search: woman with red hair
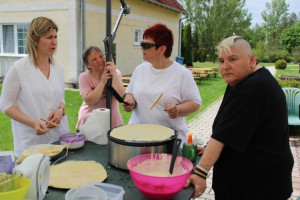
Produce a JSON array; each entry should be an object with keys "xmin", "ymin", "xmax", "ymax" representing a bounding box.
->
[{"xmin": 123, "ymin": 23, "xmax": 201, "ymax": 144}]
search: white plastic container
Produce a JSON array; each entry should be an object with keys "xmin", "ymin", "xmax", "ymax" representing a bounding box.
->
[
  {"xmin": 60, "ymin": 134, "xmax": 85, "ymax": 149},
  {"xmin": 65, "ymin": 184, "xmax": 107, "ymax": 200},
  {"xmin": 93, "ymin": 183, "xmax": 125, "ymax": 200}
]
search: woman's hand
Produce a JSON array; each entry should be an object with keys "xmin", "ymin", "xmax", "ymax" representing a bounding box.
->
[
  {"xmin": 123, "ymin": 93, "xmax": 136, "ymax": 112},
  {"xmin": 165, "ymin": 103, "xmax": 178, "ymax": 118},
  {"xmin": 105, "ymin": 61, "xmax": 117, "ymax": 76},
  {"xmin": 100, "ymin": 67, "xmax": 112, "ymax": 85},
  {"xmin": 33, "ymin": 121, "xmax": 49, "ymax": 135},
  {"xmin": 46, "ymin": 109, "xmax": 63, "ymax": 128},
  {"xmin": 184, "ymin": 174, "xmax": 207, "ymax": 199},
  {"xmin": 197, "ymin": 146, "xmax": 205, "ymax": 155}
]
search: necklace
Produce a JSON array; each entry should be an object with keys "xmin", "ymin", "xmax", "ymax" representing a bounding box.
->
[
  {"xmin": 149, "ymin": 67, "xmax": 166, "ymax": 85},
  {"xmin": 149, "ymin": 60, "xmax": 172, "ymax": 85},
  {"xmin": 151, "ymin": 66, "xmax": 166, "ymax": 74}
]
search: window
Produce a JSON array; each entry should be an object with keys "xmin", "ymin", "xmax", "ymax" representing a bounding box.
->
[
  {"xmin": 0, "ymin": 23, "xmax": 28, "ymax": 55},
  {"xmin": 17, "ymin": 24, "xmax": 28, "ymax": 54},
  {"xmin": 3, "ymin": 25, "xmax": 14, "ymax": 53},
  {"xmin": 134, "ymin": 28, "xmax": 143, "ymax": 46}
]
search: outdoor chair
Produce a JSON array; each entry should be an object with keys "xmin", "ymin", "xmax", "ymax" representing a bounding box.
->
[{"xmin": 282, "ymin": 87, "xmax": 300, "ymax": 126}]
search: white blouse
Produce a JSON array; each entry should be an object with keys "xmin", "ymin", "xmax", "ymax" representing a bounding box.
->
[
  {"xmin": 126, "ymin": 61, "xmax": 202, "ymax": 144},
  {"xmin": 0, "ymin": 56, "xmax": 70, "ymax": 157}
]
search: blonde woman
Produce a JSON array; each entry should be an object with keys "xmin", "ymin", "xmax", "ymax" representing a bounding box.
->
[{"xmin": 0, "ymin": 17, "xmax": 69, "ymax": 157}]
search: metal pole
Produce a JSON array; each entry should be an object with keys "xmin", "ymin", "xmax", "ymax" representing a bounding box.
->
[
  {"xmin": 178, "ymin": 14, "xmax": 188, "ymax": 57},
  {"xmin": 105, "ymin": 0, "xmax": 112, "ymax": 129},
  {"xmin": 104, "ymin": 0, "xmax": 130, "ymax": 129},
  {"xmin": 81, "ymin": 0, "xmax": 86, "ymax": 72}
]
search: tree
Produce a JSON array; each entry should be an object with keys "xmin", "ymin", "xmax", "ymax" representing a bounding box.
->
[
  {"xmin": 261, "ymin": 0, "xmax": 289, "ymax": 47},
  {"xmin": 249, "ymin": 24, "xmax": 267, "ymax": 49},
  {"xmin": 280, "ymin": 22, "xmax": 300, "ymax": 53},
  {"xmin": 184, "ymin": 0, "xmax": 251, "ymax": 62},
  {"xmin": 253, "ymin": 40, "xmax": 268, "ymax": 62},
  {"xmin": 181, "ymin": 23, "xmax": 192, "ymax": 63}
]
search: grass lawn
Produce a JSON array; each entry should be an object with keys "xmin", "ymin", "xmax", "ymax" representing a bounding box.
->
[{"xmin": 0, "ymin": 63, "xmax": 298, "ymax": 151}]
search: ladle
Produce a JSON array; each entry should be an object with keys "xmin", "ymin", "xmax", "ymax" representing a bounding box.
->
[{"xmin": 169, "ymin": 138, "xmax": 182, "ymax": 176}]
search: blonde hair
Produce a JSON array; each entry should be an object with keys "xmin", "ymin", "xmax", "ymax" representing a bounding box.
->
[
  {"xmin": 26, "ymin": 17, "xmax": 58, "ymax": 67},
  {"xmin": 218, "ymin": 36, "xmax": 252, "ymax": 56}
]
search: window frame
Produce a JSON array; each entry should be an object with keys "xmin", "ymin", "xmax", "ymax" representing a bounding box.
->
[
  {"xmin": 0, "ymin": 23, "xmax": 28, "ymax": 56},
  {"xmin": 134, "ymin": 27, "xmax": 143, "ymax": 46}
]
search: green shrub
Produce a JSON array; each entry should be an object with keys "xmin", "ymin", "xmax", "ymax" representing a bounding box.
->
[
  {"xmin": 275, "ymin": 59, "xmax": 287, "ymax": 69},
  {"xmin": 292, "ymin": 47, "xmax": 300, "ymax": 63},
  {"xmin": 278, "ymin": 79, "xmax": 300, "ymax": 88},
  {"xmin": 268, "ymin": 51, "xmax": 281, "ymax": 63}
]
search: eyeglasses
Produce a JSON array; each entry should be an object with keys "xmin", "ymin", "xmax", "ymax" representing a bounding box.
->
[{"xmin": 140, "ymin": 41, "xmax": 159, "ymax": 49}]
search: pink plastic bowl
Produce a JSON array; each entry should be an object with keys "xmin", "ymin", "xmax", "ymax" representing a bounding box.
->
[{"xmin": 127, "ymin": 153, "xmax": 193, "ymax": 200}]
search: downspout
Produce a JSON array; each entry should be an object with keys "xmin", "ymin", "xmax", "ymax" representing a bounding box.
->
[
  {"xmin": 81, "ymin": 0, "xmax": 86, "ymax": 72},
  {"xmin": 178, "ymin": 14, "xmax": 188, "ymax": 56}
]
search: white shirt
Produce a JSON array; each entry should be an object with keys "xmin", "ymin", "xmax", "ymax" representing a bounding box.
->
[
  {"xmin": 126, "ymin": 61, "xmax": 202, "ymax": 143},
  {"xmin": 0, "ymin": 56, "xmax": 70, "ymax": 157}
]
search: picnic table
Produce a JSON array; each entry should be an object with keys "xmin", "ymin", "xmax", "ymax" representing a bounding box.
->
[{"xmin": 122, "ymin": 76, "xmax": 131, "ymax": 88}]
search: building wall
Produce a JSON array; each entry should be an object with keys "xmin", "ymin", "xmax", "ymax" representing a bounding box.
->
[
  {"xmin": 0, "ymin": 0, "xmax": 80, "ymax": 86},
  {"xmin": 85, "ymin": 0, "xmax": 182, "ymax": 76},
  {"xmin": 0, "ymin": 0, "xmax": 183, "ymax": 86}
]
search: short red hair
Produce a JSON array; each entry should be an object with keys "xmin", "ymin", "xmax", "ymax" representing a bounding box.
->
[{"xmin": 143, "ymin": 23, "xmax": 173, "ymax": 58}]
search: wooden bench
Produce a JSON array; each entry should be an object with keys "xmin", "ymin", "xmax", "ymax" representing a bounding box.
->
[
  {"xmin": 122, "ymin": 76, "xmax": 131, "ymax": 88},
  {"xmin": 187, "ymin": 68, "xmax": 209, "ymax": 83},
  {"xmin": 201, "ymin": 67, "xmax": 219, "ymax": 78}
]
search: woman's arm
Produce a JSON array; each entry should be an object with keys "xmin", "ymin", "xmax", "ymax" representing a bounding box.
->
[
  {"xmin": 0, "ymin": 65, "xmax": 49, "ymax": 134},
  {"xmin": 5, "ymin": 106, "xmax": 49, "ymax": 135},
  {"xmin": 184, "ymin": 138, "xmax": 224, "ymax": 199},
  {"xmin": 165, "ymin": 100, "xmax": 200, "ymax": 119},
  {"xmin": 123, "ymin": 93, "xmax": 136, "ymax": 112},
  {"xmin": 81, "ymin": 81, "xmax": 106, "ymax": 105}
]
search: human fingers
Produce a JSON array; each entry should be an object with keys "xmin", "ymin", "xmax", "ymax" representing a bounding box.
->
[
  {"xmin": 197, "ymin": 146, "xmax": 205, "ymax": 155},
  {"xmin": 46, "ymin": 113, "xmax": 61, "ymax": 127},
  {"xmin": 35, "ymin": 122, "xmax": 49, "ymax": 135},
  {"xmin": 166, "ymin": 104, "xmax": 177, "ymax": 118},
  {"xmin": 193, "ymin": 185, "xmax": 204, "ymax": 199},
  {"xmin": 190, "ymin": 174, "xmax": 207, "ymax": 199},
  {"xmin": 183, "ymin": 178, "xmax": 191, "ymax": 188}
]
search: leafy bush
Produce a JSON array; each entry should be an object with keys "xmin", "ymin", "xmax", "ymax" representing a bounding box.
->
[
  {"xmin": 279, "ymin": 50, "xmax": 292, "ymax": 63},
  {"xmin": 292, "ymin": 47, "xmax": 300, "ymax": 63},
  {"xmin": 278, "ymin": 79, "xmax": 300, "ymax": 88},
  {"xmin": 275, "ymin": 59, "xmax": 287, "ymax": 69},
  {"xmin": 268, "ymin": 51, "xmax": 281, "ymax": 63}
]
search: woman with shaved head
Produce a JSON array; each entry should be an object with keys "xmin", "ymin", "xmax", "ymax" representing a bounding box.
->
[{"xmin": 185, "ymin": 36, "xmax": 293, "ymax": 200}]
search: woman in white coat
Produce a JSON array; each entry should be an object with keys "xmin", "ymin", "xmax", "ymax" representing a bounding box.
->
[{"xmin": 0, "ymin": 17, "xmax": 69, "ymax": 157}]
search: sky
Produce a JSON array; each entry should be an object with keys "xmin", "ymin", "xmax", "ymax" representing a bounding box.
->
[{"xmin": 246, "ymin": 0, "xmax": 300, "ymax": 27}]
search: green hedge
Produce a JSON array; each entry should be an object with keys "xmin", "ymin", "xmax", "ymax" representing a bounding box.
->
[
  {"xmin": 278, "ymin": 79, "xmax": 300, "ymax": 88},
  {"xmin": 275, "ymin": 59, "xmax": 287, "ymax": 70}
]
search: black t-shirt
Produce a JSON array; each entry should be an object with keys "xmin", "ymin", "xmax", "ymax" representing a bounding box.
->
[{"xmin": 211, "ymin": 67, "xmax": 294, "ymax": 200}]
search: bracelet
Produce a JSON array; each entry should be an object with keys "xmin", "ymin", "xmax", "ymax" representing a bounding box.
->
[
  {"xmin": 193, "ymin": 165, "xmax": 208, "ymax": 180},
  {"xmin": 58, "ymin": 106, "xmax": 65, "ymax": 116},
  {"xmin": 196, "ymin": 165, "xmax": 208, "ymax": 173}
]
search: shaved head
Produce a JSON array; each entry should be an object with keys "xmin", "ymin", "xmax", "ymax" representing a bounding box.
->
[{"xmin": 218, "ymin": 36, "xmax": 252, "ymax": 57}]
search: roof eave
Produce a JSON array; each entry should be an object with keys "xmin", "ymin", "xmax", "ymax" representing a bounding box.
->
[{"xmin": 146, "ymin": 0, "xmax": 188, "ymax": 14}]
